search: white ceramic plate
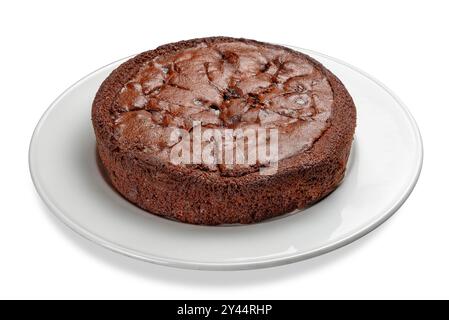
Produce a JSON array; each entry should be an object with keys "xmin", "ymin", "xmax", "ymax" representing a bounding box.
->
[{"xmin": 29, "ymin": 46, "xmax": 423, "ymax": 270}]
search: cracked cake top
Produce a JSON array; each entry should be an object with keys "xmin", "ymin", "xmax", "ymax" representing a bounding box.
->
[{"xmin": 109, "ymin": 39, "xmax": 334, "ymax": 175}]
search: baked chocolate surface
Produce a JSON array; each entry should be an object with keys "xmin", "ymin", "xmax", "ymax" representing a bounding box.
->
[{"xmin": 92, "ymin": 37, "xmax": 356, "ymax": 225}]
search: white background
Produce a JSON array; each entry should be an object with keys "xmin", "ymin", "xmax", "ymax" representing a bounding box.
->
[{"xmin": 1, "ymin": 0, "xmax": 448, "ymax": 299}]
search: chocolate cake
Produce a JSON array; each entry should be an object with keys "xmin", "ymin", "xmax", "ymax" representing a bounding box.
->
[{"xmin": 92, "ymin": 37, "xmax": 356, "ymax": 225}]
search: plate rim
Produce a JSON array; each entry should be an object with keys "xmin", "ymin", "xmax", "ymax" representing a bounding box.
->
[{"xmin": 29, "ymin": 46, "xmax": 424, "ymax": 270}]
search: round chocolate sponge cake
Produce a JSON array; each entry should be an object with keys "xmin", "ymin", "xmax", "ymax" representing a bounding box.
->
[{"xmin": 92, "ymin": 37, "xmax": 356, "ymax": 225}]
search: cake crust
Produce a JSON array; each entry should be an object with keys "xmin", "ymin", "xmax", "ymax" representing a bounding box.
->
[{"xmin": 92, "ymin": 37, "xmax": 356, "ymax": 225}]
